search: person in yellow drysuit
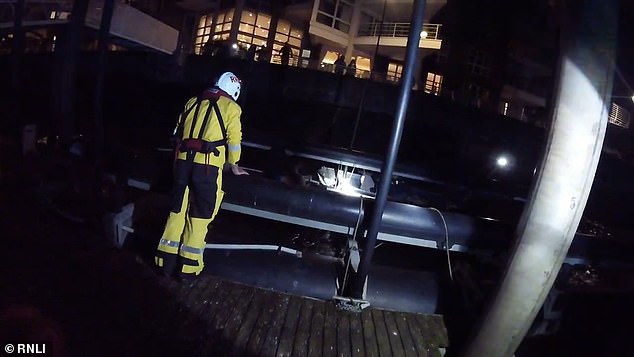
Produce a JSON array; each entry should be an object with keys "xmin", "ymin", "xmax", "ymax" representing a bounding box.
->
[{"xmin": 155, "ymin": 71, "xmax": 248, "ymax": 280}]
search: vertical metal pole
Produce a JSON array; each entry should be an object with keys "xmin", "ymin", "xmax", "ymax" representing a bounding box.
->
[
  {"xmin": 10, "ymin": 0, "xmax": 25, "ymax": 131},
  {"xmin": 51, "ymin": 0, "xmax": 90, "ymax": 145},
  {"xmin": 349, "ymin": 0, "xmax": 388, "ymax": 149},
  {"xmin": 10, "ymin": 0, "xmax": 25, "ymax": 90},
  {"xmin": 229, "ymin": 0, "xmax": 245, "ymax": 46},
  {"xmin": 464, "ymin": 0, "xmax": 618, "ymax": 356},
  {"xmin": 94, "ymin": 0, "xmax": 115, "ymax": 172},
  {"xmin": 350, "ymin": 0, "xmax": 426, "ymax": 299}
]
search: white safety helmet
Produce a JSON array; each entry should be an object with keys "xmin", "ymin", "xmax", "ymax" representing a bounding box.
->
[{"xmin": 215, "ymin": 71, "xmax": 241, "ymax": 101}]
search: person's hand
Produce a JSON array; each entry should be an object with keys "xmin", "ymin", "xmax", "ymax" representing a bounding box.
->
[{"xmin": 230, "ymin": 164, "xmax": 249, "ymax": 176}]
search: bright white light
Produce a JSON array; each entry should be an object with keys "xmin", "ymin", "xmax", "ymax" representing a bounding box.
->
[
  {"xmin": 337, "ymin": 180, "xmax": 362, "ymax": 197},
  {"xmin": 631, "ymin": 94, "xmax": 634, "ymax": 103},
  {"xmin": 420, "ymin": 30, "xmax": 428, "ymax": 39},
  {"xmin": 232, "ymin": 43, "xmax": 238, "ymax": 49},
  {"xmin": 497, "ymin": 156, "xmax": 509, "ymax": 168}
]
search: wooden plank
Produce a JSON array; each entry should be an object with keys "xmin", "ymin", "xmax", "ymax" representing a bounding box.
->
[
  {"xmin": 337, "ymin": 311, "xmax": 352, "ymax": 357},
  {"xmin": 212, "ymin": 283, "xmax": 250, "ymax": 331},
  {"xmin": 394, "ymin": 312, "xmax": 418, "ymax": 357},
  {"xmin": 384, "ymin": 311, "xmax": 405, "ymax": 357},
  {"xmin": 179, "ymin": 278, "xmax": 219, "ymax": 347},
  {"xmin": 292, "ymin": 299, "xmax": 314, "ymax": 357},
  {"xmin": 349, "ymin": 311, "xmax": 366, "ymax": 357},
  {"xmin": 232, "ymin": 287, "xmax": 267, "ymax": 356},
  {"xmin": 222, "ymin": 286, "xmax": 256, "ymax": 341},
  {"xmin": 196, "ymin": 278, "xmax": 224, "ymax": 315},
  {"xmin": 211, "ymin": 284, "xmax": 254, "ymax": 356},
  {"xmin": 198, "ymin": 281, "xmax": 252, "ymax": 356},
  {"xmin": 404, "ymin": 313, "xmax": 429, "ymax": 357},
  {"xmin": 245, "ymin": 289, "xmax": 279, "ymax": 356},
  {"xmin": 260, "ymin": 294, "xmax": 291, "ymax": 357},
  {"xmin": 276, "ymin": 295, "xmax": 303, "ymax": 356},
  {"xmin": 427, "ymin": 315, "xmax": 449, "ymax": 347},
  {"xmin": 181, "ymin": 278, "xmax": 220, "ymax": 322},
  {"xmin": 156, "ymin": 279, "xmax": 196, "ymax": 336},
  {"xmin": 307, "ymin": 300, "xmax": 325, "ymax": 357},
  {"xmin": 323, "ymin": 302, "xmax": 338, "ymax": 357},
  {"xmin": 202, "ymin": 280, "xmax": 234, "ymax": 322},
  {"xmin": 371, "ymin": 309, "xmax": 392, "ymax": 357},
  {"xmin": 414, "ymin": 315, "xmax": 438, "ymax": 350},
  {"xmin": 361, "ymin": 309, "xmax": 379, "ymax": 357}
]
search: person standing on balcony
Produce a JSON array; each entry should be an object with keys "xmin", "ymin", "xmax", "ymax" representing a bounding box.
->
[
  {"xmin": 155, "ymin": 72, "xmax": 248, "ymax": 281},
  {"xmin": 346, "ymin": 59, "xmax": 356, "ymax": 77},
  {"xmin": 246, "ymin": 45, "xmax": 257, "ymax": 62},
  {"xmin": 256, "ymin": 46, "xmax": 270, "ymax": 62},
  {"xmin": 334, "ymin": 55, "xmax": 346, "ymax": 75},
  {"xmin": 280, "ymin": 42, "xmax": 293, "ymax": 65}
]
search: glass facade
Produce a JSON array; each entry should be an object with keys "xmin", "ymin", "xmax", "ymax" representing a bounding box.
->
[
  {"xmin": 194, "ymin": 8, "xmax": 303, "ymax": 65},
  {"xmin": 316, "ymin": 0, "xmax": 354, "ymax": 33},
  {"xmin": 237, "ymin": 10, "xmax": 270, "ymax": 48},
  {"xmin": 193, "ymin": 10, "xmax": 234, "ymax": 54},
  {"xmin": 271, "ymin": 19, "xmax": 303, "ymax": 64}
]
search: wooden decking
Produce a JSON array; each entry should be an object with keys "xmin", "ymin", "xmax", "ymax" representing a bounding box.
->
[{"xmin": 162, "ymin": 275, "xmax": 449, "ymax": 356}]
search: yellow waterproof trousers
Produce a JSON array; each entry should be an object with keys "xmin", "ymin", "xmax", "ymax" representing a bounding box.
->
[{"xmin": 155, "ymin": 159, "xmax": 224, "ymax": 278}]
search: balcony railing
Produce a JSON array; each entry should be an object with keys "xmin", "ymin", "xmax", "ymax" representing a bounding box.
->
[{"xmin": 357, "ymin": 22, "xmax": 441, "ymax": 40}]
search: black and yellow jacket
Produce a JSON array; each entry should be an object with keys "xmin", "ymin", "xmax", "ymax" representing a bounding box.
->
[{"xmin": 174, "ymin": 88, "xmax": 242, "ymax": 167}]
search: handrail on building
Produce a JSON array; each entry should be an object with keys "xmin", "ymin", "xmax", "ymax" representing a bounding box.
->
[{"xmin": 357, "ymin": 22, "xmax": 442, "ymax": 40}]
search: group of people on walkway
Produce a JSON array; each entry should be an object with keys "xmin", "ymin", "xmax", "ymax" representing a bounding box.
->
[{"xmin": 334, "ymin": 55, "xmax": 356, "ymax": 77}]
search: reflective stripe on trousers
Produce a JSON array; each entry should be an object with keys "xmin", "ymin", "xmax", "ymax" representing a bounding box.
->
[
  {"xmin": 156, "ymin": 161, "xmax": 224, "ymax": 276},
  {"xmin": 180, "ymin": 244, "xmax": 204, "ymax": 255}
]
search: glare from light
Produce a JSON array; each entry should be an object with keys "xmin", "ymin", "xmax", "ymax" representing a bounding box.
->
[
  {"xmin": 631, "ymin": 94, "xmax": 634, "ymax": 103},
  {"xmin": 420, "ymin": 30, "xmax": 428, "ymax": 39},
  {"xmin": 232, "ymin": 43, "xmax": 238, "ymax": 49},
  {"xmin": 497, "ymin": 156, "xmax": 509, "ymax": 168},
  {"xmin": 337, "ymin": 179, "xmax": 362, "ymax": 197}
]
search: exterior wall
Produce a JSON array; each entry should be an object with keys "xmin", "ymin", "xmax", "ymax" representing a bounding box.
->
[{"xmin": 429, "ymin": 0, "xmax": 557, "ymax": 124}]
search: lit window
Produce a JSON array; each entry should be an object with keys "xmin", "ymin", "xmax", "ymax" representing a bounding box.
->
[
  {"xmin": 425, "ymin": 72, "xmax": 443, "ymax": 95},
  {"xmin": 194, "ymin": 7, "xmax": 301, "ymax": 61},
  {"xmin": 321, "ymin": 50, "xmax": 339, "ymax": 65},
  {"xmin": 387, "ymin": 63, "xmax": 403, "ymax": 82},
  {"xmin": 256, "ymin": 14, "xmax": 270, "ymax": 28},
  {"xmin": 609, "ymin": 102, "xmax": 631, "ymax": 128},
  {"xmin": 241, "ymin": 11, "xmax": 255, "ymax": 25},
  {"xmin": 316, "ymin": 0, "xmax": 353, "ymax": 33}
]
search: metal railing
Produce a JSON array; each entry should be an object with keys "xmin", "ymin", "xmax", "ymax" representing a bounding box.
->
[{"xmin": 357, "ymin": 22, "xmax": 441, "ymax": 40}]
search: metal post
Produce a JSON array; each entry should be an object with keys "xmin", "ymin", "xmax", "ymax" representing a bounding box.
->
[
  {"xmin": 10, "ymin": 0, "xmax": 25, "ymax": 90},
  {"xmin": 464, "ymin": 0, "xmax": 618, "ymax": 356},
  {"xmin": 350, "ymin": 0, "xmax": 426, "ymax": 299},
  {"xmin": 349, "ymin": 0, "xmax": 388, "ymax": 149},
  {"xmin": 229, "ymin": 0, "xmax": 245, "ymax": 46},
  {"xmin": 94, "ymin": 0, "xmax": 115, "ymax": 172},
  {"xmin": 51, "ymin": 0, "xmax": 90, "ymax": 145},
  {"xmin": 10, "ymin": 0, "xmax": 25, "ymax": 131}
]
